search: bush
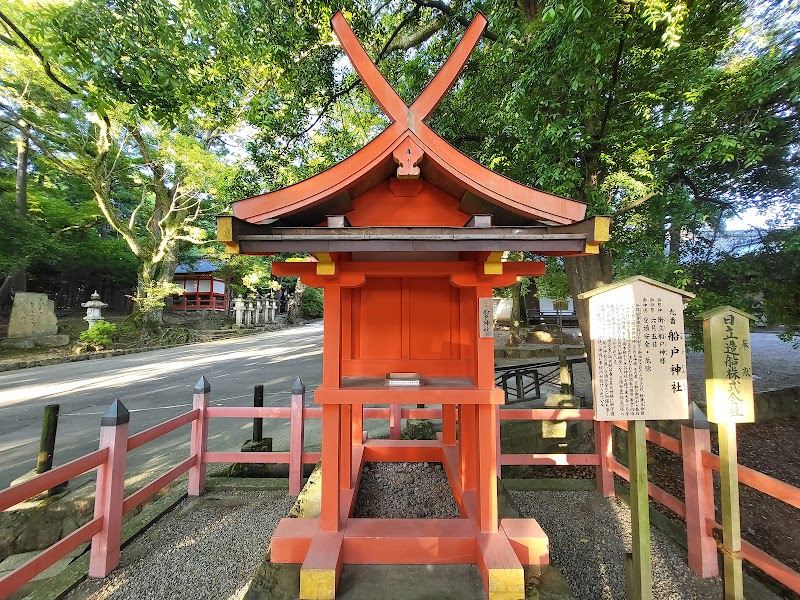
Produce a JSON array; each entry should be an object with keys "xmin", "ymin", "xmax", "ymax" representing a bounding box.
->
[
  {"xmin": 299, "ymin": 287, "xmax": 324, "ymax": 318},
  {"xmin": 79, "ymin": 320, "xmax": 117, "ymax": 349}
]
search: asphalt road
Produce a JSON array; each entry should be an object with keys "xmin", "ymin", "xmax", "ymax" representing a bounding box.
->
[{"xmin": 0, "ymin": 322, "xmax": 358, "ymax": 490}]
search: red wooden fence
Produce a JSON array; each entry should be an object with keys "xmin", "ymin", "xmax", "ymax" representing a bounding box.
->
[{"xmin": 0, "ymin": 381, "xmax": 798, "ymax": 597}]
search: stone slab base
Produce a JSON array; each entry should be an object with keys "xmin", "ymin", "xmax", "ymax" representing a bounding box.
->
[{"xmin": 244, "ymin": 560, "xmax": 575, "ymax": 600}]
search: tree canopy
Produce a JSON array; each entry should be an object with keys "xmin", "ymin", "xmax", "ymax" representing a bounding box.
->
[{"xmin": 1, "ymin": 0, "xmax": 797, "ymax": 333}]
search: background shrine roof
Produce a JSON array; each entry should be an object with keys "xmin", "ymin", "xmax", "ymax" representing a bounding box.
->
[{"xmin": 228, "ymin": 11, "xmax": 587, "ymax": 228}]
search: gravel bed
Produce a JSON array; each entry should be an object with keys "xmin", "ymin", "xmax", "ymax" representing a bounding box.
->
[
  {"xmin": 66, "ymin": 490, "xmax": 295, "ymax": 600},
  {"xmin": 354, "ymin": 462, "xmax": 461, "ymax": 519},
  {"xmin": 511, "ymin": 490, "xmax": 722, "ymax": 600}
]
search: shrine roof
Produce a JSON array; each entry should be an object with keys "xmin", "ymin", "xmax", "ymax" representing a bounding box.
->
[{"xmin": 227, "ymin": 12, "xmax": 587, "ymax": 229}]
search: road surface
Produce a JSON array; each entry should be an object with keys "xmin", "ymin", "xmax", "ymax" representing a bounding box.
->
[
  {"xmin": 1, "ymin": 324, "xmax": 798, "ymax": 491},
  {"xmin": 0, "ymin": 323, "xmax": 349, "ymax": 490}
]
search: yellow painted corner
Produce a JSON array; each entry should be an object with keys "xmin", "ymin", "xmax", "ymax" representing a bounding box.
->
[
  {"xmin": 484, "ymin": 251, "xmax": 504, "ymax": 275},
  {"xmin": 314, "ymin": 252, "xmax": 335, "ymax": 275},
  {"xmin": 316, "ymin": 262, "xmax": 335, "ymax": 275},
  {"xmin": 224, "ymin": 242, "xmax": 240, "ymax": 254},
  {"xmin": 299, "ymin": 568, "xmax": 337, "ymax": 600},
  {"xmin": 488, "ymin": 568, "xmax": 525, "ymax": 599},
  {"xmin": 583, "ymin": 242, "xmax": 600, "ymax": 254},
  {"xmin": 594, "ymin": 216, "xmax": 611, "ymax": 241},
  {"xmin": 217, "ymin": 216, "xmax": 233, "ymax": 241}
]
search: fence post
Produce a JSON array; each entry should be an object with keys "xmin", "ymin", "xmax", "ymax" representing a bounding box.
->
[
  {"xmin": 681, "ymin": 402, "xmax": 719, "ymax": 577},
  {"xmin": 390, "ymin": 403, "xmax": 401, "ymax": 440},
  {"xmin": 594, "ymin": 420, "xmax": 615, "ymax": 497},
  {"xmin": 252, "ymin": 384, "xmax": 264, "ymax": 442},
  {"xmin": 188, "ymin": 377, "xmax": 210, "ymax": 497},
  {"xmin": 89, "ymin": 400, "xmax": 129, "ymax": 578},
  {"xmin": 289, "ymin": 377, "xmax": 305, "ymax": 496},
  {"xmin": 558, "ymin": 351, "xmax": 570, "ymax": 395}
]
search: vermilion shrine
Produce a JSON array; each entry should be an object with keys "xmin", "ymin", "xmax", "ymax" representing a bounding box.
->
[{"xmin": 218, "ymin": 12, "xmax": 610, "ymax": 600}]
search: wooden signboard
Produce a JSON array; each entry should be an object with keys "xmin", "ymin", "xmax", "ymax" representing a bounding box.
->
[
  {"xmin": 699, "ymin": 306, "xmax": 755, "ymax": 424},
  {"xmin": 579, "ymin": 276, "xmax": 694, "ymax": 421},
  {"xmin": 479, "ymin": 297, "xmax": 494, "ymax": 338},
  {"xmin": 580, "ymin": 276, "xmax": 695, "ymax": 600}
]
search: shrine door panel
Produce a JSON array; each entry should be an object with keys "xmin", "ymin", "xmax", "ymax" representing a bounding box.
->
[
  {"xmin": 356, "ymin": 278, "xmax": 402, "ymax": 359},
  {"xmin": 345, "ymin": 276, "xmax": 465, "ymax": 377},
  {"xmin": 408, "ymin": 278, "xmax": 459, "ymax": 360}
]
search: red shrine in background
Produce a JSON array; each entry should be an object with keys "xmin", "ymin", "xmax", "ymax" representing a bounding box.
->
[{"xmin": 218, "ymin": 11, "xmax": 609, "ymax": 600}]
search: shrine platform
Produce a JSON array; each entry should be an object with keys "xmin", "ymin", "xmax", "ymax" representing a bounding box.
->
[{"xmin": 271, "ymin": 435, "xmax": 550, "ymax": 600}]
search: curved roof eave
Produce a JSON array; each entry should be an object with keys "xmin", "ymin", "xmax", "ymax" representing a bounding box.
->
[{"xmin": 231, "ymin": 126, "xmax": 586, "ymax": 226}]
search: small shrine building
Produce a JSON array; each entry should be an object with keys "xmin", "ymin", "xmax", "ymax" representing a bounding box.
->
[
  {"xmin": 218, "ymin": 11, "xmax": 610, "ymax": 600},
  {"xmin": 171, "ymin": 259, "xmax": 227, "ymax": 311}
]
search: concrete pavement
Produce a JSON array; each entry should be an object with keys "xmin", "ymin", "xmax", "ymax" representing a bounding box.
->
[{"xmin": 0, "ymin": 322, "xmax": 358, "ymax": 490}]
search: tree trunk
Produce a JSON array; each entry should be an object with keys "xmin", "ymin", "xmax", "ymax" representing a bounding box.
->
[
  {"xmin": 564, "ymin": 250, "xmax": 613, "ymax": 351},
  {"xmin": 668, "ymin": 221, "xmax": 681, "ymax": 261},
  {"xmin": 11, "ymin": 119, "xmax": 30, "ymax": 293},
  {"xmin": 0, "ymin": 275, "xmax": 12, "ymax": 315}
]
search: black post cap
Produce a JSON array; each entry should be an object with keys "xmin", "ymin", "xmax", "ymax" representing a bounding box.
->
[
  {"xmin": 194, "ymin": 376, "xmax": 211, "ymax": 394},
  {"xmin": 101, "ymin": 399, "xmax": 130, "ymax": 427},
  {"xmin": 291, "ymin": 377, "xmax": 305, "ymax": 395}
]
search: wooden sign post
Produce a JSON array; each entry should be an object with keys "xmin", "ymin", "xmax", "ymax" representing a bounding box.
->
[
  {"xmin": 579, "ymin": 276, "xmax": 694, "ymax": 600},
  {"xmin": 698, "ymin": 306, "xmax": 755, "ymax": 600}
]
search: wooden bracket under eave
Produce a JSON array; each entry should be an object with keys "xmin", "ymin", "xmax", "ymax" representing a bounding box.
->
[
  {"xmin": 545, "ymin": 215, "xmax": 611, "ymax": 255},
  {"xmin": 314, "ymin": 252, "xmax": 336, "ymax": 275},
  {"xmin": 217, "ymin": 215, "xmax": 265, "ymax": 254},
  {"xmin": 484, "ymin": 251, "xmax": 504, "ymax": 275}
]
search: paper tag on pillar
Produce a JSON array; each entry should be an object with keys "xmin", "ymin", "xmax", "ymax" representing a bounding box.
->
[
  {"xmin": 479, "ymin": 297, "xmax": 494, "ymax": 338},
  {"xmin": 579, "ymin": 276, "xmax": 693, "ymax": 421},
  {"xmin": 699, "ymin": 306, "xmax": 755, "ymax": 423}
]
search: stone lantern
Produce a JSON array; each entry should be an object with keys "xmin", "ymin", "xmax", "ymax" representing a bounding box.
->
[
  {"xmin": 246, "ymin": 300, "xmax": 255, "ymax": 327},
  {"xmin": 254, "ymin": 297, "xmax": 263, "ymax": 325},
  {"xmin": 233, "ymin": 296, "xmax": 246, "ymax": 328},
  {"xmin": 81, "ymin": 291, "xmax": 108, "ymax": 329}
]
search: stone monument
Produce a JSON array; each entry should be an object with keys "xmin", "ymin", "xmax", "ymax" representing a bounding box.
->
[{"xmin": 3, "ymin": 292, "xmax": 69, "ymax": 348}]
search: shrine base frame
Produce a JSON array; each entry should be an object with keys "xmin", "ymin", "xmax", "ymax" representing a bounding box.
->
[{"xmin": 271, "ymin": 419, "xmax": 550, "ymax": 600}]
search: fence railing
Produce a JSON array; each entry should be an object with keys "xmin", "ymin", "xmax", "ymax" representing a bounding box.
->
[
  {"xmin": 495, "ymin": 356, "xmax": 585, "ymax": 404},
  {"xmin": 1, "ymin": 379, "xmax": 798, "ymax": 598},
  {"xmin": 606, "ymin": 415, "xmax": 800, "ymax": 593}
]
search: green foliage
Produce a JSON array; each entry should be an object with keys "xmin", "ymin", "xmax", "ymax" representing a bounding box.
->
[
  {"xmin": 79, "ymin": 320, "xmax": 117, "ymax": 348},
  {"xmin": 131, "ymin": 281, "xmax": 183, "ymax": 318},
  {"xmin": 300, "ymin": 287, "xmax": 324, "ymax": 319},
  {"xmin": 534, "ymin": 258, "xmax": 571, "ymax": 300},
  {"xmin": 1, "ymin": 0, "xmax": 797, "ymax": 337}
]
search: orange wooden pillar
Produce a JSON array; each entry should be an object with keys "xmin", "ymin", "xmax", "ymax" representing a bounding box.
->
[
  {"xmin": 442, "ymin": 404, "xmax": 457, "ymax": 446},
  {"xmin": 319, "ymin": 283, "xmax": 343, "ymax": 533},
  {"xmin": 340, "ymin": 404, "xmax": 352, "ymax": 490},
  {"xmin": 477, "ymin": 403, "xmax": 498, "ymax": 533},
  {"xmin": 459, "ymin": 404, "xmax": 478, "ymax": 492}
]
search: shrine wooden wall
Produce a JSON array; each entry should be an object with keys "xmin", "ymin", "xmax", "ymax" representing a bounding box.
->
[{"xmin": 341, "ymin": 276, "xmax": 477, "ymax": 379}]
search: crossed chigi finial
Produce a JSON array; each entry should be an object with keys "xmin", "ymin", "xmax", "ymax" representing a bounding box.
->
[{"xmin": 331, "ymin": 11, "xmax": 487, "ymax": 179}]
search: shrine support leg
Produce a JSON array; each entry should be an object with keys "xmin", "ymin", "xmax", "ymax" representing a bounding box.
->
[
  {"xmin": 320, "ymin": 404, "xmax": 341, "ymax": 532},
  {"xmin": 301, "ymin": 403, "xmax": 343, "ymax": 600},
  {"xmin": 352, "ymin": 403, "xmax": 363, "ymax": 445},
  {"xmin": 459, "ymin": 404, "xmax": 477, "ymax": 492},
  {"xmin": 443, "ymin": 404, "xmax": 457, "ymax": 446},
  {"xmin": 477, "ymin": 404, "xmax": 498, "ymax": 533},
  {"xmin": 340, "ymin": 404, "xmax": 352, "ymax": 490}
]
